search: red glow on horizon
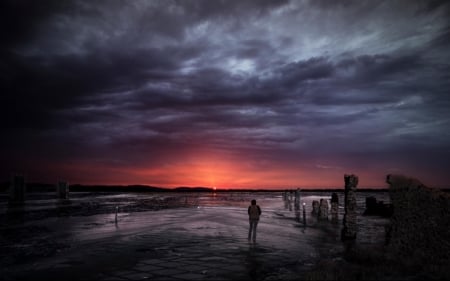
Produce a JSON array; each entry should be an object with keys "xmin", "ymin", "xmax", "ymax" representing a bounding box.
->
[
  {"xmin": 18, "ymin": 151, "xmax": 444, "ymax": 189},
  {"xmin": 33, "ymin": 155, "xmax": 396, "ymax": 189}
]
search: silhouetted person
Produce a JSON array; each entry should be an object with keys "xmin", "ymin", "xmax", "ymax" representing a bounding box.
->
[{"xmin": 248, "ymin": 199, "xmax": 262, "ymax": 243}]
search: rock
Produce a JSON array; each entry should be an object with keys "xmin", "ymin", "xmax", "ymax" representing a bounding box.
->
[
  {"xmin": 363, "ymin": 196, "xmax": 393, "ymax": 217},
  {"xmin": 385, "ymin": 174, "xmax": 450, "ymax": 274}
]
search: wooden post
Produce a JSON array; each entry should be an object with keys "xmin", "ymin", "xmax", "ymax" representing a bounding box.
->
[
  {"xmin": 331, "ymin": 192, "xmax": 339, "ymax": 222},
  {"xmin": 57, "ymin": 181, "xmax": 69, "ymax": 199},
  {"xmin": 318, "ymin": 198, "xmax": 329, "ymax": 220},
  {"xmin": 10, "ymin": 174, "xmax": 25, "ymax": 203},
  {"xmin": 302, "ymin": 202, "xmax": 306, "ymax": 226},
  {"xmin": 341, "ymin": 174, "xmax": 358, "ymax": 241}
]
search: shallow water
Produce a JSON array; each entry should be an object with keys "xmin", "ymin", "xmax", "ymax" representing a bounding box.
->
[
  {"xmin": 0, "ymin": 190, "xmax": 391, "ymax": 278},
  {"xmin": 184, "ymin": 190, "xmax": 390, "ymax": 246}
]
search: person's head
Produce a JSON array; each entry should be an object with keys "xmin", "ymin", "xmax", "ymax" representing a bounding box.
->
[{"xmin": 251, "ymin": 199, "xmax": 256, "ymax": 205}]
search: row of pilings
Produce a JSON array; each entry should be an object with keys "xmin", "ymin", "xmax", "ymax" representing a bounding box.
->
[
  {"xmin": 283, "ymin": 174, "xmax": 359, "ymax": 241},
  {"xmin": 310, "ymin": 193, "xmax": 340, "ymax": 222},
  {"xmin": 7, "ymin": 174, "xmax": 69, "ymax": 204},
  {"xmin": 283, "ymin": 173, "xmax": 449, "ymax": 277}
]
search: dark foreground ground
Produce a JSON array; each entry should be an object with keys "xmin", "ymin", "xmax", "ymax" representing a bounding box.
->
[{"xmin": 0, "ymin": 192, "xmax": 444, "ymax": 280}]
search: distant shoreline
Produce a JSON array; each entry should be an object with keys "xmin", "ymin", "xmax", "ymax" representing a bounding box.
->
[{"xmin": 0, "ymin": 181, "xmax": 395, "ymax": 193}]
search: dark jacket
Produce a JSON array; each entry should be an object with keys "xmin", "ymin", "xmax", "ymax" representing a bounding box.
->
[{"xmin": 248, "ymin": 205, "xmax": 261, "ymax": 220}]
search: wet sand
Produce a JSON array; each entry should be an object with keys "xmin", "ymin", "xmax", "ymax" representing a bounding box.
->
[{"xmin": 1, "ymin": 191, "xmax": 401, "ymax": 280}]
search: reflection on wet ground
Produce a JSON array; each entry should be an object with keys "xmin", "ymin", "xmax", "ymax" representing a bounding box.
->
[{"xmin": 0, "ymin": 191, "xmax": 390, "ymax": 280}]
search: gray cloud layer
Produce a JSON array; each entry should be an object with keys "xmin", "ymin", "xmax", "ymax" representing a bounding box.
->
[{"xmin": 1, "ymin": 0, "xmax": 449, "ymax": 186}]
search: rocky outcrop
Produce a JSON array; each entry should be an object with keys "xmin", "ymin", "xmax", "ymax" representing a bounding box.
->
[{"xmin": 385, "ymin": 174, "xmax": 450, "ymax": 270}]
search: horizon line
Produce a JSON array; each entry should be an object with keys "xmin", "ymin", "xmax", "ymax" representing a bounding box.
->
[{"xmin": 1, "ymin": 181, "xmax": 392, "ymax": 191}]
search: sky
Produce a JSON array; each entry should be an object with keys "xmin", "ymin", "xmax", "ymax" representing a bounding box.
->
[{"xmin": 1, "ymin": 0, "xmax": 449, "ymax": 189}]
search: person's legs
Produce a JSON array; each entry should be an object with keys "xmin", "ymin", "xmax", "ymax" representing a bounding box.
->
[
  {"xmin": 252, "ymin": 221, "xmax": 258, "ymax": 242},
  {"xmin": 248, "ymin": 221, "xmax": 253, "ymax": 240}
]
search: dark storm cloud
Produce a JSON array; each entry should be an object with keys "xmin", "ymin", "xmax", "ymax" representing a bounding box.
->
[
  {"xmin": 0, "ymin": 42, "xmax": 209, "ymax": 128},
  {"xmin": 305, "ymin": 53, "xmax": 427, "ymax": 106},
  {"xmin": 336, "ymin": 53, "xmax": 423, "ymax": 81},
  {"xmin": 0, "ymin": 0, "xmax": 73, "ymax": 49},
  {"xmin": 1, "ymin": 0, "xmax": 449, "ymax": 186},
  {"xmin": 235, "ymin": 39, "xmax": 275, "ymax": 59}
]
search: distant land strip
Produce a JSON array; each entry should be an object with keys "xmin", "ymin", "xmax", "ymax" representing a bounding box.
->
[{"xmin": 0, "ymin": 181, "xmax": 400, "ymax": 193}]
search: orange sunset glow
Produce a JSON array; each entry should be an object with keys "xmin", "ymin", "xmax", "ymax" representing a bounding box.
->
[{"xmin": 11, "ymin": 150, "xmax": 427, "ymax": 189}]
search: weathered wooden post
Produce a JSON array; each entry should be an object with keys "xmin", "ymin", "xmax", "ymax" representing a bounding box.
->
[
  {"xmin": 331, "ymin": 192, "xmax": 339, "ymax": 222},
  {"xmin": 115, "ymin": 206, "xmax": 119, "ymax": 224},
  {"xmin": 302, "ymin": 202, "xmax": 306, "ymax": 226},
  {"xmin": 10, "ymin": 174, "xmax": 26, "ymax": 203},
  {"xmin": 318, "ymin": 198, "xmax": 329, "ymax": 220},
  {"xmin": 57, "ymin": 181, "xmax": 69, "ymax": 199},
  {"xmin": 284, "ymin": 191, "xmax": 288, "ymax": 209},
  {"xmin": 294, "ymin": 188, "xmax": 300, "ymax": 211},
  {"xmin": 341, "ymin": 174, "xmax": 358, "ymax": 241},
  {"xmin": 311, "ymin": 200, "xmax": 319, "ymax": 215},
  {"xmin": 288, "ymin": 190, "xmax": 293, "ymax": 211}
]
